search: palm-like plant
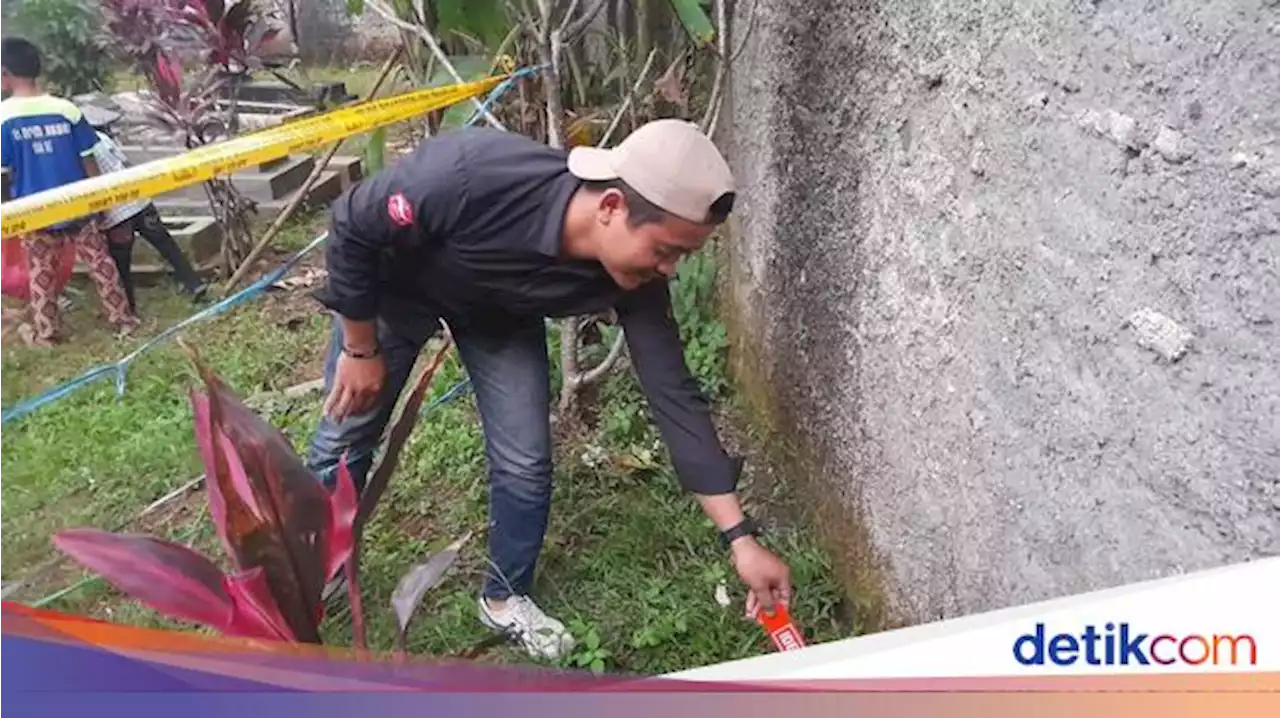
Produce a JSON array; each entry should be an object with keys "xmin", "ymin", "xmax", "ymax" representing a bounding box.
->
[{"xmin": 54, "ymin": 339, "xmax": 463, "ymax": 651}]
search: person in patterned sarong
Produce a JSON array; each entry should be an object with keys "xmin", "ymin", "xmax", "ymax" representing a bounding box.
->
[{"xmin": 1, "ymin": 37, "xmax": 138, "ymax": 346}]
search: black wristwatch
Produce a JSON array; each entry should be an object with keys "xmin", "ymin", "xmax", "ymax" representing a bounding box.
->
[{"xmin": 719, "ymin": 516, "xmax": 761, "ymax": 549}]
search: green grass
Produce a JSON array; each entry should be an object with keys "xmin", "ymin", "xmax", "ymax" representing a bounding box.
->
[
  {"xmin": 1, "ymin": 230, "xmax": 858, "ymax": 674},
  {"xmin": 1, "ymin": 259, "xmax": 330, "ymax": 574}
]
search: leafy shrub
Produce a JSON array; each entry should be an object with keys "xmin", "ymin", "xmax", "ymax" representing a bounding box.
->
[
  {"xmin": 52, "ymin": 339, "xmax": 465, "ymax": 652},
  {"xmin": 671, "ymin": 244, "xmax": 729, "ymax": 399},
  {"xmin": 3, "ymin": 0, "xmax": 112, "ymax": 96}
]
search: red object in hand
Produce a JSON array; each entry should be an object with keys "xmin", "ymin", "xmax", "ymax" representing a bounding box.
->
[{"xmin": 758, "ymin": 603, "xmax": 807, "ymax": 652}]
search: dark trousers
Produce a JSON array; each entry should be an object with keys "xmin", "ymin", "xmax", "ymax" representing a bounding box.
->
[
  {"xmin": 106, "ymin": 205, "xmax": 204, "ymax": 311},
  {"xmin": 305, "ymin": 314, "xmax": 555, "ymax": 601}
]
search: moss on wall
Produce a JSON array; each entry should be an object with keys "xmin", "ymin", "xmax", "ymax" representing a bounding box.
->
[{"xmin": 716, "ymin": 242, "xmax": 903, "ymax": 634}]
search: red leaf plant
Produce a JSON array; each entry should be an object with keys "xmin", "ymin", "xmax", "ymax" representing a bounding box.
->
[
  {"xmin": 53, "ymin": 345, "xmax": 357, "ymax": 644},
  {"xmin": 99, "ymin": 0, "xmax": 231, "ymax": 144},
  {"xmin": 175, "ymin": 0, "xmax": 287, "ymax": 75},
  {"xmin": 52, "ymin": 337, "xmax": 460, "ymax": 650}
]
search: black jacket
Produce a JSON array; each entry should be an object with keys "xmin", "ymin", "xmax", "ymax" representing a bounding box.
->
[{"xmin": 313, "ymin": 127, "xmax": 740, "ymax": 495}]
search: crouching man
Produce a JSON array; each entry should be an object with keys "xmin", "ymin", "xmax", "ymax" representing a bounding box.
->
[{"xmin": 307, "ymin": 119, "xmax": 792, "ymax": 660}]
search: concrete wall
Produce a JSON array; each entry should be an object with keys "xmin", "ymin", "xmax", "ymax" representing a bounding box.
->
[{"xmin": 723, "ymin": 0, "xmax": 1279, "ymax": 624}]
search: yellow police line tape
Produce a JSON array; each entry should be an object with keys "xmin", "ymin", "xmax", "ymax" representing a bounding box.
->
[{"xmin": 0, "ymin": 73, "xmax": 512, "ymax": 240}]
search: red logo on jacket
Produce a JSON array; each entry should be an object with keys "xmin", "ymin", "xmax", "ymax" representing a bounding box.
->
[{"xmin": 387, "ymin": 192, "xmax": 414, "ymax": 227}]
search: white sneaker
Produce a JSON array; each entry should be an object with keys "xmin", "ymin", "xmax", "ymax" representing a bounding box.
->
[{"xmin": 478, "ymin": 595, "xmax": 576, "ymax": 660}]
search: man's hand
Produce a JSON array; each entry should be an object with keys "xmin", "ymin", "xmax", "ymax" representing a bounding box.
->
[
  {"xmin": 731, "ymin": 536, "xmax": 793, "ymax": 619},
  {"xmin": 694, "ymin": 492, "xmax": 795, "ymax": 617},
  {"xmin": 323, "ymin": 350, "xmax": 385, "ymax": 421}
]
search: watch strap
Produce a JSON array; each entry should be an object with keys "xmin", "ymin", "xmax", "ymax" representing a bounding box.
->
[{"xmin": 719, "ymin": 516, "xmax": 760, "ymax": 549}]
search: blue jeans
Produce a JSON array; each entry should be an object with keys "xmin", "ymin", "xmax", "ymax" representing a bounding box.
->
[{"xmin": 306, "ymin": 314, "xmax": 553, "ymax": 600}]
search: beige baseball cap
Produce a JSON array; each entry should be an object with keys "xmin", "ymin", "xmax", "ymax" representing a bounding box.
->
[{"xmin": 567, "ymin": 118, "xmax": 735, "ymax": 225}]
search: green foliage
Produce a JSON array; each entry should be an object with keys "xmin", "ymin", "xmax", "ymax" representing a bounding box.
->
[
  {"xmin": 566, "ymin": 619, "xmax": 613, "ymax": 673},
  {"xmin": 4, "ymin": 0, "xmax": 112, "ymax": 96},
  {"xmin": 668, "ymin": 0, "xmax": 715, "ymax": 47},
  {"xmin": 435, "ymin": 0, "xmax": 510, "ymax": 49},
  {"xmin": 671, "ymin": 245, "xmax": 729, "ymax": 399},
  {"xmin": 345, "ymin": 0, "xmax": 512, "ymax": 51},
  {"xmin": 364, "ymin": 127, "xmax": 387, "ymax": 174}
]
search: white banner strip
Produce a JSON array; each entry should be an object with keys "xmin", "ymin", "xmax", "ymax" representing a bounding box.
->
[{"xmin": 669, "ymin": 557, "xmax": 1280, "ymax": 680}]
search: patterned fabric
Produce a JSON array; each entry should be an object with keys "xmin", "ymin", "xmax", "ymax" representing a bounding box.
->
[
  {"xmin": 91, "ymin": 132, "xmax": 151, "ymax": 228},
  {"xmin": 0, "ymin": 95, "xmax": 99, "ymax": 230},
  {"xmin": 24, "ymin": 222, "xmax": 138, "ymax": 345}
]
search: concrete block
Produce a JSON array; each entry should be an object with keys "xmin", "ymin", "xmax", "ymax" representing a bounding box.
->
[
  {"xmin": 327, "ymin": 155, "xmax": 364, "ymax": 187},
  {"xmin": 119, "ymin": 145, "xmax": 298, "ymax": 175},
  {"xmin": 224, "ymin": 80, "xmax": 350, "ymax": 106},
  {"xmin": 144, "ymin": 155, "xmax": 316, "ymax": 202},
  {"xmin": 255, "ymin": 155, "xmax": 317, "ymax": 199},
  {"xmin": 294, "ymin": 169, "xmax": 345, "ymax": 207},
  {"xmin": 215, "ymin": 100, "xmax": 316, "ymax": 118},
  {"xmin": 151, "ymin": 168, "xmax": 344, "ymax": 218},
  {"xmin": 228, "ymin": 104, "xmax": 317, "ymax": 133}
]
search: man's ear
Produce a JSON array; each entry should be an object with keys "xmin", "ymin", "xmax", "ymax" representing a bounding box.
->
[{"xmin": 597, "ymin": 187, "xmax": 626, "ymax": 221}]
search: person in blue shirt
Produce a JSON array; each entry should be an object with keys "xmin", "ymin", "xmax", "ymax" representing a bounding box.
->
[{"xmin": 1, "ymin": 37, "xmax": 138, "ymax": 346}]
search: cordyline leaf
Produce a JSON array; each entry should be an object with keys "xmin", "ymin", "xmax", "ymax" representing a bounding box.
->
[
  {"xmin": 186, "ymin": 344, "xmax": 330, "ymax": 644},
  {"xmin": 180, "ymin": 0, "xmax": 218, "ymax": 30},
  {"xmin": 344, "ymin": 337, "xmax": 453, "ymax": 650},
  {"xmin": 53, "ymin": 529, "xmax": 233, "ymax": 631},
  {"xmin": 100, "ymin": 0, "xmax": 180, "ymax": 65},
  {"xmin": 391, "ymin": 531, "xmax": 472, "ymax": 642},
  {"xmin": 224, "ymin": 567, "xmax": 294, "ymax": 640},
  {"xmin": 323, "ymin": 457, "xmax": 358, "ymax": 584},
  {"xmin": 193, "ymin": 388, "xmax": 262, "ymax": 558},
  {"xmin": 215, "ymin": 422, "xmax": 327, "ymax": 644},
  {"xmin": 222, "ymin": 0, "xmax": 252, "ymax": 33},
  {"xmin": 357, "ymin": 338, "xmax": 454, "ymax": 528},
  {"xmin": 214, "ymin": 0, "xmax": 253, "ymax": 67},
  {"xmin": 153, "ymin": 53, "xmax": 184, "ymax": 106},
  {"xmin": 250, "ymin": 27, "xmax": 281, "ymax": 55}
]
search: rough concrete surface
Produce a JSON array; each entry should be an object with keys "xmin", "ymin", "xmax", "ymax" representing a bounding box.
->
[{"xmin": 723, "ymin": 0, "xmax": 1279, "ymax": 623}]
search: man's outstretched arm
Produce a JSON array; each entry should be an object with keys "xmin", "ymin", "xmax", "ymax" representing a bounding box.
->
[{"xmin": 616, "ymin": 278, "xmax": 793, "ymax": 615}]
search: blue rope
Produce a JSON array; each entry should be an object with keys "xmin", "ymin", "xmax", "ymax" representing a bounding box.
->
[
  {"xmin": 464, "ymin": 65, "xmax": 546, "ymax": 127},
  {"xmin": 1, "ymin": 233, "xmax": 329, "ymax": 426},
  {"xmin": 423, "ymin": 374, "xmax": 473, "ymax": 413}
]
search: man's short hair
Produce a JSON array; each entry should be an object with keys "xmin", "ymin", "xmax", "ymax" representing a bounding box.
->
[
  {"xmin": 1, "ymin": 37, "xmax": 42, "ymax": 79},
  {"xmin": 583, "ymin": 178, "xmax": 735, "ymax": 228}
]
